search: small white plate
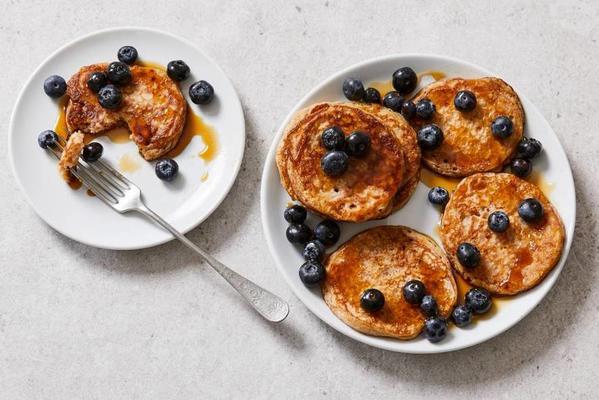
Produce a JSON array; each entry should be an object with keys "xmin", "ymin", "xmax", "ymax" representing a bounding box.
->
[
  {"xmin": 9, "ymin": 27, "xmax": 245, "ymax": 250},
  {"xmin": 260, "ymin": 54, "xmax": 575, "ymax": 353}
]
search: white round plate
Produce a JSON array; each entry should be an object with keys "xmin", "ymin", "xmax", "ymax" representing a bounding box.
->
[
  {"xmin": 261, "ymin": 54, "xmax": 575, "ymax": 353},
  {"xmin": 9, "ymin": 27, "xmax": 245, "ymax": 250}
]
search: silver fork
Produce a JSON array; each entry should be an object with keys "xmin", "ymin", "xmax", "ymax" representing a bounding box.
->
[{"xmin": 48, "ymin": 138, "xmax": 289, "ymax": 323}]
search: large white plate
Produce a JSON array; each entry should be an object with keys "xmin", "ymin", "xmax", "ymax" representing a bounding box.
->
[
  {"xmin": 9, "ymin": 27, "xmax": 245, "ymax": 250},
  {"xmin": 260, "ymin": 54, "xmax": 575, "ymax": 353}
]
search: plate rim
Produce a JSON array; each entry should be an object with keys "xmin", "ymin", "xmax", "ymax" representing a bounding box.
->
[
  {"xmin": 8, "ymin": 26, "xmax": 246, "ymax": 250},
  {"xmin": 260, "ymin": 53, "xmax": 576, "ymax": 354}
]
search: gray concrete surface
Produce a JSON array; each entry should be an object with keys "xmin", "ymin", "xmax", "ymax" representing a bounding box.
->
[{"xmin": 1, "ymin": 0, "xmax": 598, "ymax": 398}]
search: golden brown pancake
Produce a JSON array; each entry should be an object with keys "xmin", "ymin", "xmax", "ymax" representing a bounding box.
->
[{"xmin": 58, "ymin": 131, "xmax": 84, "ymax": 182}]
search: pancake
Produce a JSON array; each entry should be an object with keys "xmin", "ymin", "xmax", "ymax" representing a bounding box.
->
[
  {"xmin": 412, "ymin": 77, "xmax": 524, "ymax": 177},
  {"xmin": 439, "ymin": 173, "xmax": 565, "ymax": 295},
  {"xmin": 58, "ymin": 131, "xmax": 84, "ymax": 182},
  {"xmin": 322, "ymin": 226, "xmax": 457, "ymax": 339}
]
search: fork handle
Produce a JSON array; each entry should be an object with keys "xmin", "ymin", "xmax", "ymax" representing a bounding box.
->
[{"xmin": 136, "ymin": 205, "xmax": 289, "ymax": 323}]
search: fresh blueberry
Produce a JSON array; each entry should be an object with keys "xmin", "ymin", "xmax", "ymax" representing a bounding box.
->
[
  {"xmin": 363, "ymin": 87, "xmax": 381, "ymax": 104},
  {"xmin": 518, "ymin": 198, "xmax": 544, "ymax": 222},
  {"xmin": 382, "ymin": 91, "xmax": 403, "ymax": 112},
  {"xmin": 167, "ymin": 60, "xmax": 191, "ymax": 81},
  {"xmin": 299, "ymin": 261, "xmax": 325, "ymax": 286},
  {"xmin": 43, "ymin": 75, "xmax": 67, "ymax": 98},
  {"xmin": 420, "ymin": 295, "xmax": 438, "ymax": 317},
  {"xmin": 321, "ymin": 150, "xmax": 349, "ymax": 177},
  {"xmin": 314, "ymin": 220, "xmax": 340, "ymax": 247},
  {"xmin": 392, "ymin": 67, "xmax": 418, "ymax": 95},
  {"xmin": 303, "ymin": 240, "xmax": 325, "ymax": 262},
  {"xmin": 154, "ymin": 158, "xmax": 179, "ymax": 181},
  {"xmin": 342, "ymin": 78, "xmax": 365, "ymax": 101},
  {"xmin": 284, "ymin": 204, "xmax": 307, "ymax": 224},
  {"xmin": 491, "ymin": 116, "xmax": 513, "ymax": 138},
  {"xmin": 417, "ymin": 124, "xmax": 444, "ymax": 150},
  {"xmin": 98, "ymin": 84, "xmax": 122, "ymax": 109},
  {"xmin": 346, "ymin": 131, "xmax": 371, "ymax": 158},
  {"xmin": 37, "ymin": 130, "xmax": 58, "ymax": 149},
  {"xmin": 428, "ymin": 186, "xmax": 449, "ymax": 206},
  {"xmin": 189, "ymin": 80, "xmax": 215, "ymax": 104},
  {"xmin": 403, "ymin": 280, "xmax": 426, "ymax": 305},
  {"xmin": 456, "ymin": 243, "xmax": 480, "ymax": 269},
  {"xmin": 424, "ymin": 317, "xmax": 447, "ymax": 343},
  {"xmin": 286, "ymin": 223, "xmax": 312, "ymax": 244},
  {"xmin": 360, "ymin": 288, "xmax": 385, "ymax": 312},
  {"xmin": 81, "ymin": 142, "xmax": 103, "ymax": 162},
  {"xmin": 454, "ymin": 90, "xmax": 477, "ymax": 111},
  {"xmin": 400, "ymin": 100, "xmax": 416, "ymax": 121},
  {"xmin": 87, "ymin": 72, "xmax": 108, "ymax": 93},
  {"xmin": 415, "ymin": 98, "xmax": 435, "ymax": 120},
  {"xmin": 321, "ymin": 126, "xmax": 346, "ymax": 151},
  {"xmin": 517, "ymin": 137, "xmax": 543, "ymax": 159},
  {"xmin": 511, "ymin": 158, "xmax": 532, "ymax": 178},
  {"xmin": 465, "ymin": 288, "xmax": 492, "ymax": 314},
  {"xmin": 488, "ymin": 211, "xmax": 510, "ymax": 233},
  {"xmin": 107, "ymin": 61, "xmax": 132, "ymax": 85},
  {"xmin": 452, "ymin": 305, "xmax": 473, "ymax": 327},
  {"xmin": 117, "ymin": 46, "xmax": 138, "ymax": 65}
]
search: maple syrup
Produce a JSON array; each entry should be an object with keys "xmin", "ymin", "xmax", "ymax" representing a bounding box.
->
[
  {"xmin": 420, "ymin": 168, "xmax": 461, "ymax": 192},
  {"xmin": 136, "ymin": 60, "xmax": 166, "ymax": 71},
  {"xmin": 118, "ymin": 153, "xmax": 141, "ymax": 173},
  {"xmin": 529, "ymin": 171, "xmax": 555, "ymax": 196},
  {"xmin": 418, "ymin": 70, "xmax": 446, "ymax": 81},
  {"xmin": 367, "ymin": 70, "xmax": 446, "ymax": 98},
  {"xmin": 167, "ymin": 109, "xmax": 219, "ymax": 161}
]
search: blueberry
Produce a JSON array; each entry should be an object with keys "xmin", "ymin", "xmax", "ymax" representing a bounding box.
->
[
  {"xmin": 511, "ymin": 158, "xmax": 532, "ymax": 178},
  {"xmin": 284, "ymin": 204, "xmax": 307, "ymax": 224},
  {"xmin": 488, "ymin": 211, "xmax": 509, "ymax": 233},
  {"xmin": 154, "ymin": 158, "xmax": 179, "ymax": 181},
  {"xmin": 81, "ymin": 142, "xmax": 103, "ymax": 162},
  {"xmin": 400, "ymin": 100, "xmax": 416, "ymax": 121},
  {"xmin": 299, "ymin": 261, "xmax": 325, "ymax": 286},
  {"xmin": 403, "ymin": 280, "xmax": 425, "ymax": 305},
  {"xmin": 345, "ymin": 131, "xmax": 371, "ymax": 158},
  {"xmin": 321, "ymin": 150, "xmax": 349, "ymax": 177},
  {"xmin": 465, "ymin": 288, "xmax": 492, "ymax": 314},
  {"xmin": 428, "ymin": 186, "xmax": 449, "ymax": 206},
  {"xmin": 360, "ymin": 288, "xmax": 385, "ymax": 312},
  {"xmin": 286, "ymin": 223, "xmax": 312, "ymax": 244},
  {"xmin": 454, "ymin": 90, "xmax": 476, "ymax": 111},
  {"xmin": 189, "ymin": 80, "xmax": 215, "ymax": 104},
  {"xmin": 107, "ymin": 61, "xmax": 132, "ymax": 85},
  {"xmin": 382, "ymin": 91, "xmax": 403, "ymax": 112},
  {"xmin": 167, "ymin": 60, "xmax": 191, "ymax": 81},
  {"xmin": 452, "ymin": 305, "xmax": 473, "ymax": 327},
  {"xmin": 321, "ymin": 126, "xmax": 346, "ymax": 151},
  {"xmin": 37, "ymin": 130, "xmax": 58, "ymax": 149},
  {"xmin": 363, "ymin": 87, "xmax": 381, "ymax": 104},
  {"xmin": 424, "ymin": 317, "xmax": 447, "ymax": 343},
  {"xmin": 518, "ymin": 198, "xmax": 544, "ymax": 222},
  {"xmin": 491, "ymin": 116, "xmax": 513, "ymax": 138},
  {"xmin": 97, "ymin": 84, "xmax": 122, "ymax": 109},
  {"xmin": 456, "ymin": 243, "xmax": 480, "ymax": 269},
  {"xmin": 303, "ymin": 240, "xmax": 325, "ymax": 262},
  {"xmin": 415, "ymin": 98, "xmax": 435, "ymax": 120},
  {"xmin": 392, "ymin": 67, "xmax": 418, "ymax": 95},
  {"xmin": 117, "ymin": 46, "xmax": 138, "ymax": 65},
  {"xmin": 314, "ymin": 220, "xmax": 340, "ymax": 247},
  {"xmin": 342, "ymin": 78, "xmax": 365, "ymax": 101},
  {"xmin": 43, "ymin": 75, "xmax": 67, "ymax": 98},
  {"xmin": 417, "ymin": 124, "xmax": 444, "ymax": 150},
  {"xmin": 420, "ymin": 295, "xmax": 438, "ymax": 317},
  {"xmin": 87, "ymin": 72, "xmax": 108, "ymax": 93},
  {"xmin": 517, "ymin": 137, "xmax": 543, "ymax": 159}
]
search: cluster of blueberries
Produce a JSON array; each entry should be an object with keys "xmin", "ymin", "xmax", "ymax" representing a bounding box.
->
[{"xmin": 320, "ymin": 127, "xmax": 371, "ymax": 177}]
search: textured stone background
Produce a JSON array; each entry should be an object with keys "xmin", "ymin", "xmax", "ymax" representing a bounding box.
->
[{"xmin": 1, "ymin": 0, "xmax": 598, "ymax": 398}]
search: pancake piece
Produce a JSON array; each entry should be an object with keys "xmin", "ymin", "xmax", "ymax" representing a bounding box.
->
[
  {"xmin": 66, "ymin": 63, "xmax": 187, "ymax": 160},
  {"xmin": 322, "ymin": 226, "xmax": 457, "ymax": 339},
  {"xmin": 277, "ymin": 102, "xmax": 406, "ymax": 222},
  {"xmin": 440, "ymin": 173, "xmax": 565, "ymax": 295},
  {"xmin": 58, "ymin": 131, "xmax": 84, "ymax": 182},
  {"xmin": 412, "ymin": 77, "xmax": 524, "ymax": 177}
]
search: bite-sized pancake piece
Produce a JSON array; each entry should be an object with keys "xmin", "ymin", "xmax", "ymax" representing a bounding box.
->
[
  {"xmin": 440, "ymin": 173, "xmax": 565, "ymax": 295},
  {"xmin": 322, "ymin": 226, "xmax": 457, "ymax": 339},
  {"xmin": 412, "ymin": 77, "xmax": 524, "ymax": 177},
  {"xmin": 66, "ymin": 63, "xmax": 187, "ymax": 160},
  {"xmin": 276, "ymin": 102, "xmax": 405, "ymax": 222},
  {"xmin": 58, "ymin": 131, "xmax": 84, "ymax": 182}
]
